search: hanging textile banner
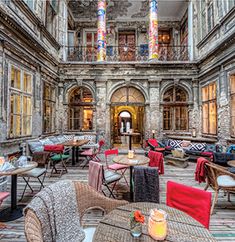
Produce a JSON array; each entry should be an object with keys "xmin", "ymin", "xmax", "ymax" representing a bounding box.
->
[
  {"xmin": 97, "ymin": 0, "xmax": 106, "ymax": 62},
  {"xmin": 149, "ymin": 0, "xmax": 158, "ymax": 60}
]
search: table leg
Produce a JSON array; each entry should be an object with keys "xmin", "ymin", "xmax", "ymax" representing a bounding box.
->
[
  {"xmin": 0, "ymin": 174, "xmax": 25, "ymax": 222},
  {"xmin": 129, "ymin": 136, "xmax": 132, "ymax": 150},
  {"xmin": 130, "ymin": 166, "xmax": 133, "ymax": 202},
  {"xmin": 72, "ymin": 147, "xmax": 75, "ymax": 166},
  {"xmin": 76, "ymin": 147, "xmax": 79, "ymax": 163}
]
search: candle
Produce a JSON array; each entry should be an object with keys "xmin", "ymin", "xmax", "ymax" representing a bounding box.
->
[
  {"xmin": 148, "ymin": 209, "xmax": 167, "ymax": 241},
  {"xmin": 152, "ymin": 130, "xmax": 155, "ymax": 134},
  {"xmin": 0, "ymin": 157, "xmax": 5, "ymax": 166},
  {"xmin": 128, "ymin": 150, "xmax": 134, "ymax": 159}
]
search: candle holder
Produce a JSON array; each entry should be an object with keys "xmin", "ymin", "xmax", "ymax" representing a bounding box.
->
[
  {"xmin": 152, "ymin": 130, "xmax": 155, "ymax": 139},
  {"xmin": 128, "ymin": 150, "xmax": 134, "ymax": 159},
  {"xmin": 148, "ymin": 209, "xmax": 167, "ymax": 241},
  {"xmin": 130, "ymin": 210, "xmax": 145, "ymax": 237}
]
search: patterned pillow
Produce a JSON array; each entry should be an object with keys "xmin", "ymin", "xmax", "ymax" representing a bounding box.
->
[
  {"xmin": 28, "ymin": 141, "xmax": 44, "ymax": 153},
  {"xmin": 167, "ymin": 139, "xmax": 182, "ymax": 148},
  {"xmin": 39, "ymin": 138, "xmax": 53, "ymax": 146},
  {"xmin": 189, "ymin": 143, "xmax": 207, "ymax": 151}
]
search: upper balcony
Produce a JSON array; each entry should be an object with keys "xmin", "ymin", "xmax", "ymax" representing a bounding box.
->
[{"xmin": 66, "ymin": 45, "xmax": 189, "ymax": 63}]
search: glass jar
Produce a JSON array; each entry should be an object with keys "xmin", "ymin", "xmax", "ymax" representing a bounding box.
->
[
  {"xmin": 148, "ymin": 209, "xmax": 167, "ymax": 240},
  {"xmin": 130, "ymin": 221, "xmax": 142, "ymax": 237}
]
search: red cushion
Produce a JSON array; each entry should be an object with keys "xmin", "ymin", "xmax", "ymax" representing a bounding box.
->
[
  {"xmin": 0, "ymin": 192, "xmax": 9, "ymax": 201},
  {"xmin": 166, "ymin": 181, "xmax": 211, "ymax": 229},
  {"xmin": 44, "ymin": 145, "xmax": 64, "ymax": 153},
  {"xmin": 148, "ymin": 139, "xmax": 158, "ymax": 147}
]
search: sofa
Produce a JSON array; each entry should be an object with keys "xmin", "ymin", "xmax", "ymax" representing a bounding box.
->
[{"xmin": 26, "ymin": 134, "xmax": 97, "ymax": 155}]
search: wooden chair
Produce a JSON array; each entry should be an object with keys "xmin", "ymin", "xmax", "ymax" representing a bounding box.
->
[
  {"xmin": 24, "ymin": 181, "xmax": 128, "ymax": 242},
  {"xmin": 204, "ymin": 162, "xmax": 235, "ymax": 214}
]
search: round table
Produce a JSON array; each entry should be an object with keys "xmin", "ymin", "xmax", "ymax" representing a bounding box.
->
[
  {"xmin": 113, "ymin": 155, "xmax": 149, "ymax": 201},
  {"xmin": 93, "ymin": 202, "xmax": 216, "ymax": 242},
  {"xmin": 0, "ymin": 161, "xmax": 38, "ymax": 222},
  {"xmin": 227, "ymin": 160, "xmax": 235, "ymax": 167},
  {"xmin": 121, "ymin": 132, "xmax": 141, "ymax": 150}
]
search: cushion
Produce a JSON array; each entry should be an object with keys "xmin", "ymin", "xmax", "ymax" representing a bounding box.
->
[
  {"xmin": 51, "ymin": 154, "xmax": 70, "ymax": 161},
  {"xmin": 21, "ymin": 168, "xmax": 46, "ymax": 178},
  {"xmin": 44, "ymin": 145, "xmax": 64, "ymax": 152},
  {"xmin": 181, "ymin": 140, "xmax": 191, "ymax": 148},
  {"xmin": 39, "ymin": 138, "xmax": 54, "ymax": 146},
  {"xmin": 48, "ymin": 136, "xmax": 60, "ymax": 144},
  {"xmin": 83, "ymin": 227, "xmax": 96, "ymax": 242},
  {"xmin": 28, "ymin": 141, "xmax": 44, "ymax": 153},
  {"xmin": 74, "ymin": 136, "xmax": 85, "ymax": 141},
  {"xmin": 167, "ymin": 139, "xmax": 182, "ymax": 148},
  {"xmin": 104, "ymin": 170, "xmax": 122, "ymax": 183},
  {"xmin": 214, "ymin": 153, "xmax": 235, "ymax": 166},
  {"xmin": 57, "ymin": 135, "xmax": 66, "ymax": 143},
  {"xmin": 217, "ymin": 175, "xmax": 235, "ymax": 187},
  {"xmin": 188, "ymin": 143, "xmax": 207, "ymax": 152}
]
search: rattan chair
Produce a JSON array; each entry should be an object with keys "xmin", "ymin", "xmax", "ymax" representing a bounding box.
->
[
  {"xmin": 24, "ymin": 181, "xmax": 128, "ymax": 242},
  {"xmin": 204, "ymin": 162, "xmax": 235, "ymax": 214}
]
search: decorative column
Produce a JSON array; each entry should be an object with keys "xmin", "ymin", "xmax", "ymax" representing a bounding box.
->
[
  {"xmin": 97, "ymin": 0, "xmax": 106, "ymax": 62},
  {"xmin": 148, "ymin": 0, "xmax": 158, "ymax": 60}
]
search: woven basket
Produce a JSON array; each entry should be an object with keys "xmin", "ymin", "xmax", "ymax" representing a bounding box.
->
[{"xmin": 171, "ymin": 149, "xmax": 185, "ymax": 159}]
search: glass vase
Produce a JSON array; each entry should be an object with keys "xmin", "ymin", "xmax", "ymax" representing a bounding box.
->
[{"xmin": 130, "ymin": 221, "xmax": 142, "ymax": 237}]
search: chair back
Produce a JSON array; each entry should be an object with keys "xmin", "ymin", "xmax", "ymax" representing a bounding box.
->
[
  {"xmin": 104, "ymin": 149, "xmax": 118, "ymax": 167},
  {"xmin": 88, "ymin": 160, "xmax": 103, "ymax": 192},
  {"xmin": 32, "ymin": 151, "xmax": 50, "ymax": 167},
  {"xmin": 166, "ymin": 181, "xmax": 211, "ymax": 229}
]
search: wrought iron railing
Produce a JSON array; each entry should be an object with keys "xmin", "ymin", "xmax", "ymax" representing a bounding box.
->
[{"xmin": 66, "ymin": 45, "xmax": 189, "ymax": 62}]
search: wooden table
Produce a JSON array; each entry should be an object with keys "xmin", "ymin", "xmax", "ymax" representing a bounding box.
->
[
  {"xmin": 227, "ymin": 160, "xmax": 235, "ymax": 167},
  {"xmin": 0, "ymin": 161, "xmax": 38, "ymax": 222},
  {"xmin": 165, "ymin": 154, "xmax": 189, "ymax": 168},
  {"xmin": 63, "ymin": 140, "xmax": 89, "ymax": 165},
  {"xmin": 93, "ymin": 202, "xmax": 216, "ymax": 242},
  {"xmin": 121, "ymin": 132, "xmax": 141, "ymax": 150},
  {"xmin": 113, "ymin": 155, "xmax": 149, "ymax": 201}
]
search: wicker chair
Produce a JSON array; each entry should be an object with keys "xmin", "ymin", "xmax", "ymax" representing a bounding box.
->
[
  {"xmin": 204, "ymin": 162, "xmax": 235, "ymax": 214},
  {"xmin": 24, "ymin": 181, "xmax": 128, "ymax": 242}
]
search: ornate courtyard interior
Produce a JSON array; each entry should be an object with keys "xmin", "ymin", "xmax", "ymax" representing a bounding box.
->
[{"xmin": 0, "ymin": 0, "xmax": 235, "ymax": 241}]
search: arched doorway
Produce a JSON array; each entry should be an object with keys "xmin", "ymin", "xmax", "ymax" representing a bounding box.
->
[{"xmin": 110, "ymin": 87, "xmax": 145, "ymax": 147}]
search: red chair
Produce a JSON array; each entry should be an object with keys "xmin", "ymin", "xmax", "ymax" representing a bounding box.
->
[
  {"xmin": 104, "ymin": 149, "xmax": 129, "ymax": 186},
  {"xmin": 81, "ymin": 140, "xmax": 105, "ymax": 167},
  {"xmin": 147, "ymin": 139, "xmax": 165, "ymax": 153},
  {"xmin": 166, "ymin": 181, "xmax": 212, "ymax": 229},
  {"xmin": 0, "ymin": 192, "xmax": 9, "ymax": 206}
]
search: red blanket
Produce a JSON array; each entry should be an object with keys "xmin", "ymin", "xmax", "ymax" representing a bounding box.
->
[
  {"xmin": 166, "ymin": 181, "xmax": 211, "ymax": 229},
  {"xmin": 148, "ymin": 150, "xmax": 164, "ymax": 175},
  {"xmin": 195, "ymin": 157, "xmax": 209, "ymax": 183},
  {"xmin": 44, "ymin": 145, "xmax": 64, "ymax": 153}
]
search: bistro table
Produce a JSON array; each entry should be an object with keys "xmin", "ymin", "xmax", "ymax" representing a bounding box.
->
[
  {"xmin": 62, "ymin": 140, "xmax": 89, "ymax": 166},
  {"xmin": 93, "ymin": 202, "xmax": 216, "ymax": 242},
  {"xmin": 227, "ymin": 160, "xmax": 235, "ymax": 168},
  {"xmin": 0, "ymin": 161, "xmax": 38, "ymax": 222},
  {"xmin": 113, "ymin": 155, "xmax": 149, "ymax": 201},
  {"xmin": 121, "ymin": 132, "xmax": 141, "ymax": 150}
]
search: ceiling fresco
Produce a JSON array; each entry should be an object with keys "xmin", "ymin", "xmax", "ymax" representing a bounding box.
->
[{"xmin": 68, "ymin": 0, "xmax": 188, "ymax": 21}]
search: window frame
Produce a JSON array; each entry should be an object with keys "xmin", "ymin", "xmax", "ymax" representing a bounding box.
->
[
  {"xmin": 43, "ymin": 82, "xmax": 56, "ymax": 134},
  {"xmin": 162, "ymin": 86, "xmax": 189, "ymax": 132},
  {"xmin": 201, "ymin": 82, "xmax": 217, "ymax": 136},
  {"xmin": 8, "ymin": 64, "xmax": 33, "ymax": 138}
]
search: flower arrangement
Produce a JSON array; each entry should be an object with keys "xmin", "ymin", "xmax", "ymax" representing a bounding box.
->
[{"xmin": 130, "ymin": 210, "xmax": 145, "ymax": 237}]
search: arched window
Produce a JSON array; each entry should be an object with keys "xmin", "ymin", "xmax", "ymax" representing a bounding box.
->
[
  {"xmin": 163, "ymin": 86, "xmax": 188, "ymax": 131},
  {"xmin": 68, "ymin": 87, "xmax": 94, "ymax": 131}
]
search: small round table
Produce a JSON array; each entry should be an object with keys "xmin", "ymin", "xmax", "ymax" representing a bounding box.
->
[
  {"xmin": 93, "ymin": 202, "xmax": 216, "ymax": 242},
  {"xmin": 227, "ymin": 160, "xmax": 235, "ymax": 167},
  {"xmin": 0, "ymin": 162, "xmax": 38, "ymax": 222},
  {"xmin": 113, "ymin": 155, "xmax": 149, "ymax": 201},
  {"xmin": 121, "ymin": 132, "xmax": 141, "ymax": 150}
]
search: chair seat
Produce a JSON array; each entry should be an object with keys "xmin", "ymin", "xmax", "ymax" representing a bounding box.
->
[
  {"xmin": 0, "ymin": 192, "xmax": 9, "ymax": 201},
  {"xmin": 51, "ymin": 154, "xmax": 70, "ymax": 161},
  {"xmin": 83, "ymin": 227, "xmax": 96, "ymax": 242},
  {"xmin": 104, "ymin": 170, "xmax": 122, "ymax": 184},
  {"xmin": 108, "ymin": 164, "xmax": 128, "ymax": 170},
  {"xmin": 21, "ymin": 168, "xmax": 46, "ymax": 178},
  {"xmin": 217, "ymin": 175, "xmax": 235, "ymax": 187},
  {"xmin": 81, "ymin": 148, "xmax": 93, "ymax": 156}
]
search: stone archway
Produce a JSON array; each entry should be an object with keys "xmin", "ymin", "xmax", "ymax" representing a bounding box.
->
[{"xmin": 110, "ymin": 86, "xmax": 145, "ymax": 147}]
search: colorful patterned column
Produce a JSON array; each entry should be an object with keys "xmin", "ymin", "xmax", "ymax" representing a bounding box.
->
[
  {"xmin": 149, "ymin": 0, "xmax": 158, "ymax": 60},
  {"xmin": 97, "ymin": 0, "xmax": 106, "ymax": 62}
]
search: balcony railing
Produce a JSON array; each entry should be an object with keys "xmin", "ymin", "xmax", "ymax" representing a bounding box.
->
[{"xmin": 66, "ymin": 45, "xmax": 189, "ymax": 62}]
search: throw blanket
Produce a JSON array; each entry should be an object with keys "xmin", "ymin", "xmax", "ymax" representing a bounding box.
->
[
  {"xmin": 195, "ymin": 157, "xmax": 209, "ymax": 183},
  {"xmin": 148, "ymin": 150, "xmax": 164, "ymax": 175},
  {"xmin": 24, "ymin": 180, "xmax": 85, "ymax": 242},
  {"xmin": 88, "ymin": 160, "xmax": 103, "ymax": 192},
  {"xmin": 133, "ymin": 166, "xmax": 159, "ymax": 203}
]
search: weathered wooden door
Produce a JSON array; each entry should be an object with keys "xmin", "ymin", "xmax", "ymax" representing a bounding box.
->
[{"xmin": 119, "ymin": 33, "xmax": 135, "ymax": 61}]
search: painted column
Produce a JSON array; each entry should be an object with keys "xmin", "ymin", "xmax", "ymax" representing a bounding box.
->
[
  {"xmin": 97, "ymin": 0, "xmax": 106, "ymax": 62},
  {"xmin": 149, "ymin": 0, "xmax": 158, "ymax": 60}
]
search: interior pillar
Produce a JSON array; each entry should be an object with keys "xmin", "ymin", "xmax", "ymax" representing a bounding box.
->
[
  {"xmin": 97, "ymin": 0, "xmax": 106, "ymax": 62},
  {"xmin": 148, "ymin": 0, "xmax": 158, "ymax": 60}
]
